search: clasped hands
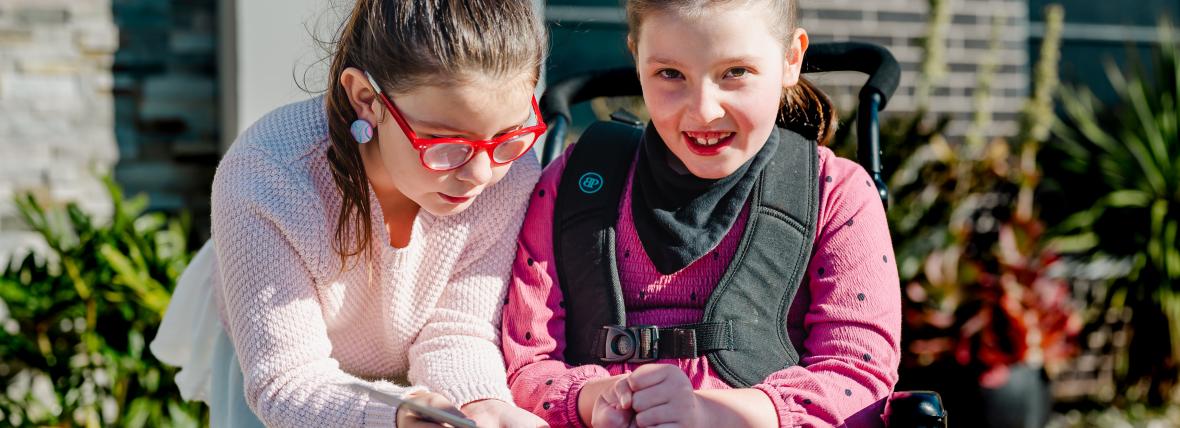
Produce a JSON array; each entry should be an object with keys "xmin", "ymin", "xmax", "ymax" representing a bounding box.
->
[{"xmin": 592, "ymin": 364, "xmax": 707, "ymax": 428}]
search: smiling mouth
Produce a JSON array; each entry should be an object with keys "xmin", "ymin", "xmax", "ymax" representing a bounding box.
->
[{"xmin": 682, "ymin": 131, "xmax": 736, "ymax": 155}]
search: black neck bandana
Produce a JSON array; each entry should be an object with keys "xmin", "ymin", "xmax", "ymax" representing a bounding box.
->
[{"xmin": 631, "ymin": 123, "xmax": 780, "ymax": 274}]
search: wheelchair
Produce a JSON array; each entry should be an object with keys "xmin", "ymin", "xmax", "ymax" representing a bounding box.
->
[{"xmin": 536, "ymin": 41, "xmax": 947, "ymax": 428}]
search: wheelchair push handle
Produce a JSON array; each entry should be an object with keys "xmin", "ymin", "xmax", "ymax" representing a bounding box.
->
[
  {"xmin": 539, "ymin": 68, "xmax": 642, "ymax": 165},
  {"xmin": 803, "ymin": 42, "xmax": 901, "ymax": 205},
  {"xmin": 802, "ymin": 41, "xmax": 901, "ymax": 111},
  {"xmin": 538, "ymin": 41, "xmax": 901, "ymax": 206}
]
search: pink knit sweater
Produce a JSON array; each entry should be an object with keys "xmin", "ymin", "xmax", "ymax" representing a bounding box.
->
[
  {"xmin": 211, "ymin": 97, "xmax": 540, "ymax": 427},
  {"xmin": 502, "ymin": 144, "xmax": 901, "ymax": 427}
]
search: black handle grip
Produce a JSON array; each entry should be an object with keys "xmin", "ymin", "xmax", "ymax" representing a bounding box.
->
[
  {"xmin": 539, "ymin": 40, "xmax": 902, "ymax": 206},
  {"xmin": 540, "ymin": 68, "xmax": 642, "ymax": 126},
  {"xmin": 802, "ymin": 42, "xmax": 901, "ymax": 111},
  {"xmin": 884, "ymin": 391, "xmax": 948, "ymax": 428}
]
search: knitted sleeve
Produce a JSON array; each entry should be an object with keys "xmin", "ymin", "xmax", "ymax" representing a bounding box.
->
[
  {"xmin": 501, "ymin": 148, "xmax": 613, "ymax": 428},
  {"xmin": 752, "ymin": 152, "xmax": 902, "ymax": 428},
  {"xmin": 407, "ymin": 154, "xmax": 542, "ymax": 407},
  {"xmin": 212, "ymin": 147, "xmax": 419, "ymax": 428}
]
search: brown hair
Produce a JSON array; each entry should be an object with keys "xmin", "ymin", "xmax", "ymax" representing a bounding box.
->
[
  {"xmin": 322, "ymin": 0, "xmax": 546, "ymax": 268},
  {"xmin": 625, "ymin": 0, "xmax": 838, "ymax": 145}
]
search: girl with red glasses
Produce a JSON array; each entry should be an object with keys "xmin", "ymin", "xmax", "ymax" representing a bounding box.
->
[{"xmin": 151, "ymin": 0, "xmax": 549, "ymax": 427}]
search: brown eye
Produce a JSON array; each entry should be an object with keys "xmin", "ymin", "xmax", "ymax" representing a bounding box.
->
[
  {"xmin": 724, "ymin": 67, "xmax": 750, "ymax": 78},
  {"xmin": 656, "ymin": 69, "xmax": 683, "ymax": 80}
]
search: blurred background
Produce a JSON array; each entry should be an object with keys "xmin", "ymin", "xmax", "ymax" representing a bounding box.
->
[{"xmin": 0, "ymin": 0, "xmax": 1177, "ymax": 426}]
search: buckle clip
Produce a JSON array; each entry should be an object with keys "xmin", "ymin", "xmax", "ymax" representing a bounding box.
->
[{"xmin": 600, "ymin": 325, "xmax": 660, "ymax": 363}]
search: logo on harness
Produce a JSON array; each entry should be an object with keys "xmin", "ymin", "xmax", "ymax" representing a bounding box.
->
[{"xmin": 578, "ymin": 172, "xmax": 604, "ymax": 194}]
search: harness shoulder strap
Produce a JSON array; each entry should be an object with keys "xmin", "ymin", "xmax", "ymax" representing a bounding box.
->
[
  {"xmin": 704, "ymin": 128, "xmax": 820, "ymax": 387},
  {"xmin": 553, "ymin": 120, "xmax": 643, "ymax": 365}
]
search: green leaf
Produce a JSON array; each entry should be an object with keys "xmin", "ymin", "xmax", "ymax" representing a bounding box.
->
[
  {"xmin": 123, "ymin": 398, "xmax": 150, "ymax": 428},
  {"xmin": 98, "ymin": 245, "xmax": 168, "ymax": 314},
  {"xmin": 167, "ymin": 401, "xmax": 199, "ymax": 428},
  {"xmin": 1124, "ymin": 73, "xmax": 1171, "ymax": 176},
  {"xmin": 1165, "ymin": 219, "xmax": 1180, "ymax": 280},
  {"xmin": 1047, "ymin": 232, "xmax": 1099, "ymax": 254},
  {"xmin": 1105, "ymin": 190, "xmax": 1153, "ymax": 208}
]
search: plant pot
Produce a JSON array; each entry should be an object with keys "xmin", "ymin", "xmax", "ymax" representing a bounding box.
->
[
  {"xmin": 976, "ymin": 363, "xmax": 1052, "ymax": 428},
  {"xmin": 898, "ymin": 362, "xmax": 1051, "ymax": 428}
]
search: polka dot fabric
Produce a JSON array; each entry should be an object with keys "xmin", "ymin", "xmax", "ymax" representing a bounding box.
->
[{"xmin": 502, "ymin": 145, "xmax": 901, "ymax": 427}]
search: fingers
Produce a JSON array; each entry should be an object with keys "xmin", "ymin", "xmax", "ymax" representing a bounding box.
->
[
  {"xmin": 613, "ymin": 375, "xmax": 635, "ymax": 409},
  {"xmin": 633, "ymin": 402, "xmax": 682, "ymax": 427},
  {"xmin": 634, "ymin": 381, "xmax": 688, "ymax": 414},
  {"xmin": 625, "ymin": 364, "xmax": 675, "ymax": 391},
  {"xmin": 600, "ymin": 375, "xmax": 635, "ymax": 410},
  {"xmin": 397, "ymin": 392, "xmax": 464, "ymax": 428},
  {"xmin": 592, "ymin": 397, "xmax": 634, "ymax": 428},
  {"xmin": 626, "ymin": 364, "xmax": 691, "ymax": 392}
]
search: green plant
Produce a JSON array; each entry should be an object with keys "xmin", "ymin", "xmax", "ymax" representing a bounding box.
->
[
  {"xmin": 1052, "ymin": 20, "xmax": 1180, "ymax": 406},
  {"xmin": 890, "ymin": 5, "xmax": 1085, "ymax": 387},
  {"xmin": 0, "ymin": 178, "xmax": 203, "ymax": 427}
]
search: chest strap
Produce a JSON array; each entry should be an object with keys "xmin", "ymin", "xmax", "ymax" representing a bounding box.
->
[{"xmin": 592, "ymin": 322, "xmax": 734, "ymax": 362}]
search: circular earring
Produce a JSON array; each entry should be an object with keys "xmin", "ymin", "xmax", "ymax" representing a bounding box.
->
[{"xmin": 350, "ymin": 119, "xmax": 373, "ymax": 144}]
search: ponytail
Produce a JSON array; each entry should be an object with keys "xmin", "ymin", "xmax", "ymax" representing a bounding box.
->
[{"xmin": 779, "ymin": 76, "xmax": 839, "ymax": 146}]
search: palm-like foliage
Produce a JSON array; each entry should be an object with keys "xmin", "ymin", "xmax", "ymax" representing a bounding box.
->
[
  {"xmin": 1053, "ymin": 21, "xmax": 1180, "ymax": 405},
  {"xmin": 0, "ymin": 178, "xmax": 202, "ymax": 427}
]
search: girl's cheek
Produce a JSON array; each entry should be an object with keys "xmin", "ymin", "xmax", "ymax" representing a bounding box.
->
[{"xmin": 646, "ymin": 91, "xmax": 682, "ymax": 121}]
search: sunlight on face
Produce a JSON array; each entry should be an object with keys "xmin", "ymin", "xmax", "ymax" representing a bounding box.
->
[
  {"xmin": 373, "ymin": 75, "xmax": 535, "ymax": 217},
  {"xmin": 634, "ymin": 5, "xmax": 800, "ymax": 179}
]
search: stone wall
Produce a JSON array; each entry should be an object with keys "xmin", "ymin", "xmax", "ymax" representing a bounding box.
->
[
  {"xmin": 0, "ymin": 0, "xmax": 220, "ymax": 265},
  {"xmin": 0, "ymin": 0, "xmax": 119, "ymax": 265}
]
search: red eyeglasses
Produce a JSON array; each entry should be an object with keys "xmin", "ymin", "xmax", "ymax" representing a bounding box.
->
[{"xmin": 365, "ymin": 71, "xmax": 547, "ymax": 171}]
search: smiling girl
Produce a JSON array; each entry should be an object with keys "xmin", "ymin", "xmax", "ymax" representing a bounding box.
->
[{"xmin": 501, "ymin": 1, "xmax": 901, "ymax": 427}]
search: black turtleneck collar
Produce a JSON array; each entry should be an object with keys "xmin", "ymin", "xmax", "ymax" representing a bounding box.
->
[{"xmin": 631, "ymin": 123, "xmax": 779, "ymax": 274}]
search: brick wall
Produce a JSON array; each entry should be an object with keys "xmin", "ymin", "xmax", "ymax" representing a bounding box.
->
[
  {"xmin": 0, "ymin": 0, "xmax": 119, "ymax": 265},
  {"xmin": 799, "ymin": 0, "xmax": 1031, "ymax": 139},
  {"xmin": 545, "ymin": 0, "xmax": 1031, "ymax": 141}
]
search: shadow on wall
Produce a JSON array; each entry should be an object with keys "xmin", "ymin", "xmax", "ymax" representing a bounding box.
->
[{"xmin": 111, "ymin": 0, "xmax": 221, "ymax": 241}]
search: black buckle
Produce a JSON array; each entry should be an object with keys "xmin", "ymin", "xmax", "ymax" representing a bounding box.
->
[{"xmin": 600, "ymin": 325, "xmax": 659, "ymax": 363}]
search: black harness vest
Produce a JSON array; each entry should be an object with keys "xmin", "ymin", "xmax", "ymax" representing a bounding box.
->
[{"xmin": 553, "ymin": 120, "xmax": 820, "ymax": 387}]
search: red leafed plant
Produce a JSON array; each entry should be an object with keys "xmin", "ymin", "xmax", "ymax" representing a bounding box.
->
[{"xmin": 889, "ymin": 4, "xmax": 1081, "ymax": 387}]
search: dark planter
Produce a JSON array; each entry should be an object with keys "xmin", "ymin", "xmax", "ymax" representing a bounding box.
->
[
  {"xmin": 898, "ymin": 362, "xmax": 1051, "ymax": 428},
  {"xmin": 976, "ymin": 364, "xmax": 1052, "ymax": 428}
]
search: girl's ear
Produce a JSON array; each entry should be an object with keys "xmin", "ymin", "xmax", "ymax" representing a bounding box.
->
[
  {"xmin": 782, "ymin": 28, "xmax": 809, "ymax": 88},
  {"xmin": 340, "ymin": 67, "xmax": 384, "ymax": 126},
  {"xmin": 627, "ymin": 34, "xmax": 638, "ymax": 57}
]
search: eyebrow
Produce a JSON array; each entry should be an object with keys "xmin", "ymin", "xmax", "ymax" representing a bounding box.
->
[
  {"xmin": 646, "ymin": 56, "xmax": 683, "ymax": 67},
  {"xmin": 645, "ymin": 55, "xmax": 762, "ymax": 68},
  {"xmin": 407, "ymin": 110, "xmax": 532, "ymax": 137}
]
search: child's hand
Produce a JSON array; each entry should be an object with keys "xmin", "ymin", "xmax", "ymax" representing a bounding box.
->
[
  {"xmin": 395, "ymin": 391, "xmax": 465, "ymax": 428},
  {"xmin": 626, "ymin": 364, "xmax": 704, "ymax": 428},
  {"xmin": 592, "ymin": 375, "xmax": 637, "ymax": 428},
  {"xmin": 461, "ymin": 399, "xmax": 549, "ymax": 428}
]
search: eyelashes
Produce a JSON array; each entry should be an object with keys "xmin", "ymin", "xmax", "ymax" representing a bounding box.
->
[{"xmin": 652, "ymin": 67, "xmax": 753, "ymax": 81}]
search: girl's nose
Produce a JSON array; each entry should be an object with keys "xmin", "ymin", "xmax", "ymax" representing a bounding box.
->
[
  {"xmin": 455, "ymin": 148, "xmax": 495, "ymax": 185},
  {"xmin": 690, "ymin": 84, "xmax": 726, "ymax": 124}
]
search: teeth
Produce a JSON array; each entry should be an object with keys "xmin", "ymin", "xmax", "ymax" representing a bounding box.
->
[{"xmin": 689, "ymin": 133, "xmax": 731, "ymax": 146}]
